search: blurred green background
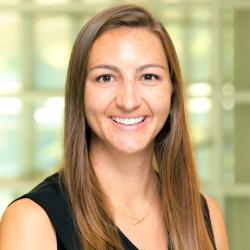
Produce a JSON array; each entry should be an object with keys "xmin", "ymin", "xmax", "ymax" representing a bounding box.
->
[{"xmin": 0, "ymin": 0, "xmax": 249, "ymax": 249}]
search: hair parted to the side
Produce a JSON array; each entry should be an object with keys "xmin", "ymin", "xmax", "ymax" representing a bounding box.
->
[{"xmin": 61, "ymin": 4, "xmax": 215, "ymax": 250}]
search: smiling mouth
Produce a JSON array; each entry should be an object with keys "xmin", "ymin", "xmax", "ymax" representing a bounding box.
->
[{"xmin": 111, "ymin": 116, "xmax": 146, "ymax": 125}]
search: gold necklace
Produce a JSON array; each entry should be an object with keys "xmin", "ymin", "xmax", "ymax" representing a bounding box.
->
[{"xmin": 113, "ymin": 173, "xmax": 158, "ymax": 226}]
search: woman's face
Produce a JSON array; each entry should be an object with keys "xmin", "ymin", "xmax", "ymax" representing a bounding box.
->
[{"xmin": 84, "ymin": 27, "xmax": 172, "ymax": 155}]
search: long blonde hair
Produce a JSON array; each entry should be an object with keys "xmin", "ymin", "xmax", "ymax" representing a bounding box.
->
[{"xmin": 61, "ymin": 4, "xmax": 214, "ymax": 250}]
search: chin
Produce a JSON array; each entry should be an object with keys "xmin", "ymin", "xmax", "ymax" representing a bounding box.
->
[{"xmin": 112, "ymin": 141, "xmax": 153, "ymax": 155}]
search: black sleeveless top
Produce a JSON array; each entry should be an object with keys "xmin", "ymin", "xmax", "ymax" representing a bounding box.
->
[{"xmin": 14, "ymin": 173, "xmax": 216, "ymax": 250}]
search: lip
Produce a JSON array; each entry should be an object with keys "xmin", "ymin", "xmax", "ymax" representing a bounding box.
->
[
  {"xmin": 109, "ymin": 116, "xmax": 149, "ymax": 130},
  {"xmin": 110, "ymin": 115, "xmax": 147, "ymax": 119}
]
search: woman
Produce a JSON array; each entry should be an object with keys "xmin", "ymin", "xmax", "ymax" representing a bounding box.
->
[{"xmin": 0, "ymin": 4, "xmax": 228, "ymax": 250}]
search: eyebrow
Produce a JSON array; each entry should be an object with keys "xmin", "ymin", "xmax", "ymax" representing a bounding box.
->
[{"xmin": 88, "ymin": 64, "xmax": 167, "ymax": 73}]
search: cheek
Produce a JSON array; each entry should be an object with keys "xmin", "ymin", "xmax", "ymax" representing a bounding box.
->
[
  {"xmin": 146, "ymin": 87, "xmax": 172, "ymax": 116},
  {"xmin": 84, "ymin": 86, "xmax": 113, "ymax": 129},
  {"xmin": 156, "ymin": 102, "xmax": 171, "ymax": 128},
  {"xmin": 84, "ymin": 84, "xmax": 102, "ymax": 114},
  {"xmin": 84, "ymin": 89, "xmax": 99, "ymax": 130},
  {"xmin": 162, "ymin": 95, "xmax": 171, "ymax": 116},
  {"xmin": 84, "ymin": 99, "xmax": 101, "ymax": 126},
  {"xmin": 151, "ymin": 91, "xmax": 172, "ymax": 136}
]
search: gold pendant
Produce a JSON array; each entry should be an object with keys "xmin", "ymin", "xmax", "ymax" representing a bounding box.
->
[{"xmin": 130, "ymin": 217, "xmax": 145, "ymax": 225}]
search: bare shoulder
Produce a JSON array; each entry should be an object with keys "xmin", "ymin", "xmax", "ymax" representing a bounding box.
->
[
  {"xmin": 204, "ymin": 195, "xmax": 229, "ymax": 250},
  {"xmin": 0, "ymin": 198, "xmax": 57, "ymax": 250}
]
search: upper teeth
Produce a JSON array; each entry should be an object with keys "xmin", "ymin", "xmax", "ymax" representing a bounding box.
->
[{"xmin": 112, "ymin": 117, "xmax": 145, "ymax": 125}]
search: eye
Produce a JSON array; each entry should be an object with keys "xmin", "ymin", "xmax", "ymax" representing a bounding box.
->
[
  {"xmin": 96, "ymin": 74, "xmax": 114, "ymax": 83},
  {"xmin": 142, "ymin": 73, "xmax": 160, "ymax": 81}
]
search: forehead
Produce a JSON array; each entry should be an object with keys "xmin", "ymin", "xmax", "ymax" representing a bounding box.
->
[{"xmin": 88, "ymin": 27, "xmax": 167, "ymax": 66}]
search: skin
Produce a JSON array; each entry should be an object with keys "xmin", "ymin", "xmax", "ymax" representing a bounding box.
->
[
  {"xmin": 85, "ymin": 27, "xmax": 172, "ymax": 249},
  {"xmin": 205, "ymin": 196, "xmax": 230, "ymax": 250},
  {"xmin": 0, "ymin": 28, "xmax": 229, "ymax": 250},
  {"xmin": 85, "ymin": 28, "xmax": 172, "ymax": 157},
  {"xmin": 0, "ymin": 198, "xmax": 57, "ymax": 250}
]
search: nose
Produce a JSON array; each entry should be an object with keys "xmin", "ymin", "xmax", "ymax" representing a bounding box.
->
[{"xmin": 115, "ymin": 81, "xmax": 141, "ymax": 111}]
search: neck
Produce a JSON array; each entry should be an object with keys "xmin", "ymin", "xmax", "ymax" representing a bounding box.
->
[{"xmin": 89, "ymin": 140, "xmax": 157, "ymax": 207}]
